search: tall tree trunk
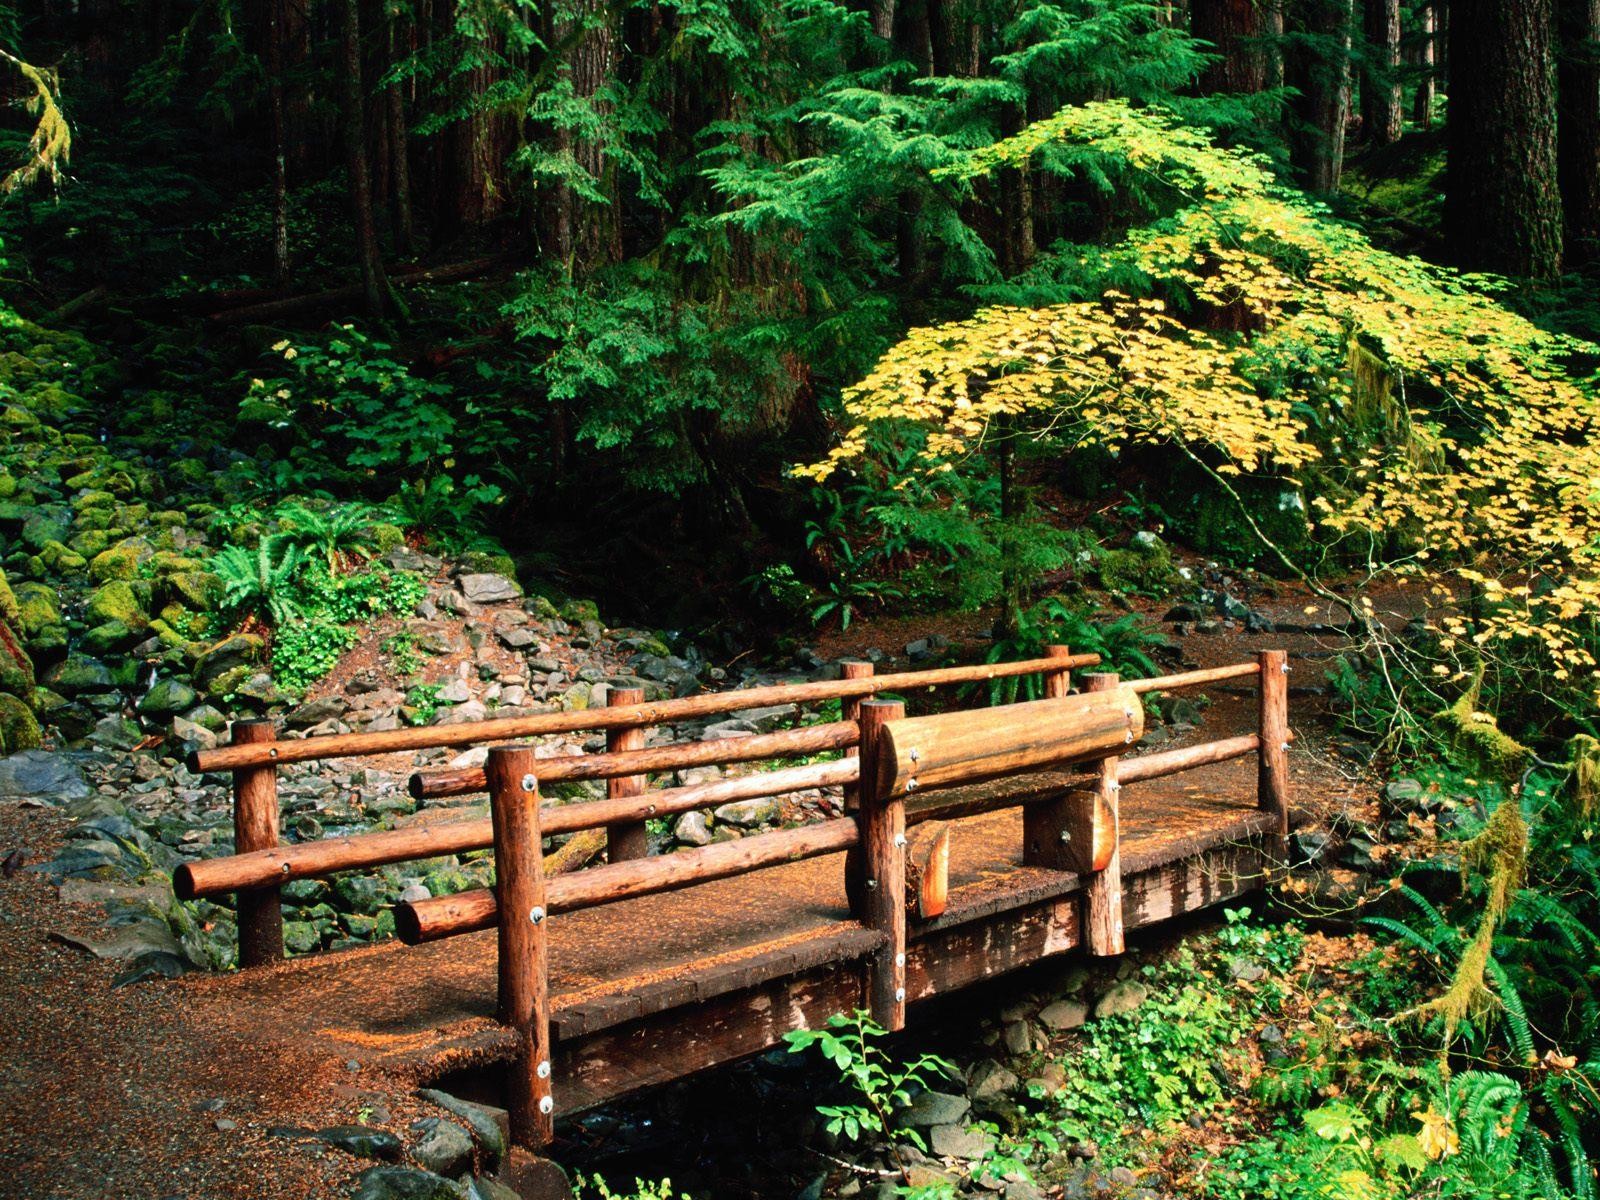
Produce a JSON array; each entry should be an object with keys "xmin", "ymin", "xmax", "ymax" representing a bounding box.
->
[
  {"xmin": 1191, "ymin": 0, "xmax": 1267, "ymax": 93},
  {"xmin": 1286, "ymin": 0, "xmax": 1354, "ymax": 192},
  {"xmin": 1265, "ymin": 0, "xmax": 1285, "ymax": 89},
  {"xmin": 1558, "ymin": 0, "xmax": 1600, "ymax": 263},
  {"xmin": 1361, "ymin": 0, "xmax": 1402, "ymax": 143},
  {"xmin": 871, "ymin": 0, "xmax": 896, "ymax": 42},
  {"xmin": 339, "ymin": 0, "xmax": 389, "ymax": 315},
  {"xmin": 387, "ymin": 4, "xmax": 415, "ymax": 256},
  {"xmin": 266, "ymin": 0, "xmax": 291, "ymax": 287},
  {"xmin": 1447, "ymin": 0, "xmax": 1564, "ymax": 278},
  {"xmin": 1412, "ymin": 3, "xmax": 1435, "ymax": 128},
  {"xmin": 570, "ymin": 0, "xmax": 621, "ymax": 270}
]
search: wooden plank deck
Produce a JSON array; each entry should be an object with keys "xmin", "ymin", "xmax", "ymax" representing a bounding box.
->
[{"xmin": 183, "ymin": 759, "xmax": 1273, "ymax": 1118}]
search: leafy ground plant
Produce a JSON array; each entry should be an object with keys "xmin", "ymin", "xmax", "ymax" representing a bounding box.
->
[{"xmin": 785, "ymin": 1010, "xmax": 957, "ymax": 1184}]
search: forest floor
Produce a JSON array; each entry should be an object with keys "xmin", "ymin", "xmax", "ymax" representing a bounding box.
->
[{"xmin": 0, "ymin": 579, "xmax": 1400, "ymax": 1200}]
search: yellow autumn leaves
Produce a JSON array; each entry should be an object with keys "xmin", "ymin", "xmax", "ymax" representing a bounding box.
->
[{"xmin": 803, "ymin": 100, "xmax": 1600, "ymax": 690}]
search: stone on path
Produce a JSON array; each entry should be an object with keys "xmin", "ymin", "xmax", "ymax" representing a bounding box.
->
[
  {"xmin": 410, "ymin": 1117, "xmax": 475, "ymax": 1178},
  {"xmin": 1093, "ymin": 979, "xmax": 1148, "ymax": 1018},
  {"xmin": 458, "ymin": 574, "xmax": 522, "ymax": 604},
  {"xmin": 673, "ymin": 810, "xmax": 713, "ymax": 846},
  {"xmin": 350, "ymin": 1166, "xmax": 465, "ymax": 1200},
  {"xmin": 313, "ymin": 1125, "xmax": 403, "ymax": 1162},
  {"xmin": 712, "ymin": 797, "xmax": 779, "ymax": 828},
  {"xmin": 0, "ymin": 750, "xmax": 90, "ymax": 802},
  {"xmin": 1038, "ymin": 998, "xmax": 1089, "ymax": 1031}
]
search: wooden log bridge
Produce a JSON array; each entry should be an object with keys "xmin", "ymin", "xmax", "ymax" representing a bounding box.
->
[{"xmin": 176, "ymin": 649, "xmax": 1293, "ymax": 1151}]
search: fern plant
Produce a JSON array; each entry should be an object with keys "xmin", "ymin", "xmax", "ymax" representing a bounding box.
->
[
  {"xmin": 211, "ymin": 538, "xmax": 308, "ymax": 627},
  {"xmin": 982, "ymin": 596, "xmax": 1167, "ymax": 703},
  {"xmin": 271, "ymin": 501, "xmax": 380, "ymax": 572}
]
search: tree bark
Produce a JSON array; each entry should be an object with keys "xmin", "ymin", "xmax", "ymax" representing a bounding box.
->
[
  {"xmin": 1192, "ymin": 0, "xmax": 1267, "ymax": 93},
  {"xmin": 339, "ymin": 0, "xmax": 390, "ymax": 315},
  {"xmin": 1446, "ymin": 0, "xmax": 1564, "ymax": 278},
  {"xmin": 1558, "ymin": 0, "xmax": 1600, "ymax": 263},
  {"xmin": 1361, "ymin": 0, "xmax": 1402, "ymax": 143},
  {"xmin": 1286, "ymin": 0, "xmax": 1354, "ymax": 192},
  {"xmin": 387, "ymin": 5, "xmax": 415, "ymax": 256},
  {"xmin": 266, "ymin": 0, "xmax": 291, "ymax": 287},
  {"xmin": 1412, "ymin": 3, "xmax": 1435, "ymax": 128},
  {"xmin": 570, "ymin": 0, "xmax": 621, "ymax": 270}
]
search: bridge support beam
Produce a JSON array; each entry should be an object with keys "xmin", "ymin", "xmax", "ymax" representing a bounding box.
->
[
  {"xmin": 604, "ymin": 686, "xmax": 648, "ymax": 862},
  {"xmin": 857, "ymin": 698, "xmax": 907, "ymax": 1030},
  {"xmin": 490, "ymin": 745, "xmax": 553, "ymax": 1148},
  {"xmin": 1079, "ymin": 672, "xmax": 1125, "ymax": 956},
  {"xmin": 231, "ymin": 719, "xmax": 284, "ymax": 968},
  {"xmin": 1257, "ymin": 650, "xmax": 1291, "ymax": 862}
]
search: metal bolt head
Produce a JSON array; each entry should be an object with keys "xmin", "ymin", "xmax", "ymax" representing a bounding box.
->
[
  {"xmin": 895, "ymin": 952, "xmax": 906, "ymax": 967},
  {"xmin": 1059, "ymin": 830, "xmax": 1072, "ymax": 843},
  {"xmin": 905, "ymin": 778, "xmax": 919, "ymax": 792},
  {"xmin": 908, "ymin": 748, "xmax": 920, "ymax": 763},
  {"xmin": 521, "ymin": 774, "xmax": 537, "ymax": 793},
  {"xmin": 894, "ymin": 987, "xmax": 906, "ymax": 1003},
  {"xmin": 537, "ymin": 1060, "xmax": 551, "ymax": 1079},
  {"xmin": 538, "ymin": 1096, "xmax": 554, "ymax": 1115},
  {"xmin": 893, "ymin": 833, "xmax": 907, "ymax": 847},
  {"xmin": 865, "ymin": 878, "xmax": 878, "ymax": 890},
  {"xmin": 529, "ymin": 905, "xmax": 546, "ymax": 924}
]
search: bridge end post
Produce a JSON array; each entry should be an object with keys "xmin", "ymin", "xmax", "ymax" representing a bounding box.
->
[
  {"xmin": 1080, "ymin": 673, "xmax": 1126, "ymax": 956},
  {"xmin": 1257, "ymin": 650, "xmax": 1291, "ymax": 863},
  {"xmin": 230, "ymin": 719, "xmax": 284, "ymax": 968},
  {"xmin": 856, "ymin": 698, "xmax": 907, "ymax": 1031},
  {"xmin": 489, "ymin": 745, "xmax": 553, "ymax": 1148},
  {"xmin": 604, "ymin": 686, "xmax": 648, "ymax": 862}
]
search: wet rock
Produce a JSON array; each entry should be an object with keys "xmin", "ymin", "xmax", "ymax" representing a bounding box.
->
[
  {"xmin": 315, "ymin": 1125, "xmax": 404, "ymax": 1162},
  {"xmin": 417, "ymin": 1088, "xmax": 509, "ymax": 1168},
  {"xmin": 713, "ymin": 797, "xmax": 779, "ymax": 828},
  {"xmin": 1002, "ymin": 1020, "xmax": 1033, "ymax": 1055},
  {"xmin": 1093, "ymin": 980, "xmax": 1148, "ymax": 1018},
  {"xmin": 1290, "ymin": 830, "xmax": 1330, "ymax": 865},
  {"xmin": 1037, "ymin": 999, "xmax": 1089, "ymax": 1031},
  {"xmin": 288, "ymin": 697, "xmax": 349, "ymax": 728},
  {"xmin": 350, "ymin": 1166, "xmax": 465, "ymax": 1200},
  {"xmin": 139, "ymin": 678, "xmax": 197, "ymax": 716},
  {"xmin": 969, "ymin": 1060, "xmax": 1019, "ymax": 1101},
  {"xmin": 673, "ymin": 810, "xmax": 713, "ymax": 846},
  {"xmin": 929, "ymin": 1123, "xmax": 994, "ymax": 1160},
  {"xmin": 0, "ymin": 750, "xmax": 91, "ymax": 802},
  {"xmin": 194, "ymin": 634, "xmax": 265, "ymax": 691},
  {"xmin": 459, "ymin": 574, "xmax": 522, "ymax": 604},
  {"xmin": 410, "ymin": 1117, "xmax": 475, "ymax": 1177},
  {"xmin": 89, "ymin": 715, "xmax": 144, "ymax": 751},
  {"xmin": 902, "ymin": 1090, "xmax": 970, "ymax": 1127},
  {"xmin": 45, "ymin": 656, "xmax": 116, "ymax": 695}
]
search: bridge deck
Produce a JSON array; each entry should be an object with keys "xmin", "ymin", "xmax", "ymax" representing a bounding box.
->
[{"xmin": 183, "ymin": 755, "xmax": 1271, "ymax": 1118}]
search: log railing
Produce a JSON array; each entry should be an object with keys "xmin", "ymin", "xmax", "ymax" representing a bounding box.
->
[{"xmin": 182, "ymin": 649, "xmax": 1101, "ymax": 965}]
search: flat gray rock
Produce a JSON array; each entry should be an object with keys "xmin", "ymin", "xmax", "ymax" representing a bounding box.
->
[{"xmin": 0, "ymin": 750, "xmax": 91, "ymax": 803}]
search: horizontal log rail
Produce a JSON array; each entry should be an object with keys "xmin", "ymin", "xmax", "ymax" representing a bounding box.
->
[
  {"xmin": 189, "ymin": 653, "xmax": 1102, "ymax": 773},
  {"xmin": 396, "ymin": 816, "xmax": 861, "ymax": 944},
  {"xmin": 1126, "ymin": 661, "xmax": 1260, "ymax": 694},
  {"xmin": 411, "ymin": 720, "xmax": 859, "ymax": 800},
  {"xmin": 175, "ymin": 758, "xmax": 857, "ymax": 901}
]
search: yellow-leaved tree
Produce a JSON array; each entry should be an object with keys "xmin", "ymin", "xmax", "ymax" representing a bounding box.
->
[{"xmin": 802, "ymin": 101, "xmax": 1600, "ymax": 715}]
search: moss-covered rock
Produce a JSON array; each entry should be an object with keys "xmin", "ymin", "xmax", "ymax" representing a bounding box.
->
[
  {"xmin": 558, "ymin": 598, "xmax": 601, "ymax": 625},
  {"xmin": 38, "ymin": 540, "xmax": 88, "ymax": 574},
  {"xmin": 165, "ymin": 571, "xmax": 222, "ymax": 611},
  {"xmin": 70, "ymin": 489, "xmax": 117, "ymax": 513},
  {"xmin": 139, "ymin": 677, "xmax": 198, "ymax": 716},
  {"xmin": 194, "ymin": 632, "xmax": 265, "ymax": 691},
  {"xmin": 86, "ymin": 580, "xmax": 150, "ymax": 629},
  {"xmin": 21, "ymin": 509, "xmax": 71, "ymax": 551},
  {"xmin": 89, "ymin": 537, "xmax": 153, "ymax": 582},
  {"xmin": 371, "ymin": 523, "xmax": 406, "ymax": 554},
  {"xmin": 67, "ymin": 529, "xmax": 112, "ymax": 558},
  {"xmin": 81, "ymin": 620, "xmax": 144, "ymax": 655},
  {"xmin": 0, "ymin": 694, "xmax": 42, "ymax": 754},
  {"xmin": 44, "ymin": 656, "xmax": 116, "ymax": 695}
]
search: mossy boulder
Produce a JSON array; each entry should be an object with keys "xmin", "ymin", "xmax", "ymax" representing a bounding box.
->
[
  {"xmin": 89, "ymin": 537, "xmax": 153, "ymax": 583},
  {"xmin": 81, "ymin": 620, "xmax": 144, "ymax": 655},
  {"xmin": 194, "ymin": 633, "xmax": 265, "ymax": 691},
  {"xmin": 0, "ymin": 694, "xmax": 42, "ymax": 754},
  {"xmin": 371, "ymin": 523, "xmax": 406, "ymax": 554},
  {"xmin": 44, "ymin": 656, "xmax": 116, "ymax": 695},
  {"xmin": 70, "ymin": 489, "xmax": 117, "ymax": 513},
  {"xmin": 165, "ymin": 571, "xmax": 222, "ymax": 611},
  {"xmin": 86, "ymin": 580, "xmax": 151, "ymax": 629},
  {"xmin": 67, "ymin": 529, "xmax": 112, "ymax": 558},
  {"xmin": 38, "ymin": 540, "xmax": 88, "ymax": 574},
  {"xmin": 0, "ymin": 569, "xmax": 17, "ymax": 626},
  {"xmin": 558, "ymin": 598, "xmax": 601, "ymax": 625},
  {"xmin": 21, "ymin": 509, "xmax": 71, "ymax": 551},
  {"xmin": 139, "ymin": 678, "xmax": 199, "ymax": 716}
]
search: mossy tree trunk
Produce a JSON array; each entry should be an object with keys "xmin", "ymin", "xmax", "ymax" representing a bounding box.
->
[
  {"xmin": 1446, "ymin": 0, "xmax": 1564, "ymax": 279},
  {"xmin": 339, "ymin": 0, "xmax": 391, "ymax": 315}
]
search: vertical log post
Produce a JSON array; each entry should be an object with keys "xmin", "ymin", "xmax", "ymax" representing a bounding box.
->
[
  {"xmin": 1023, "ymin": 643, "xmax": 1079, "ymax": 870},
  {"xmin": 489, "ymin": 745, "xmax": 552, "ymax": 1148},
  {"xmin": 1080, "ymin": 672, "xmax": 1126, "ymax": 957},
  {"xmin": 1042, "ymin": 643, "xmax": 1074, "ymax": 700},
  {"xmin": 1257, "ymin": 650, "xmax": 1291, "ymax": 862},
  {"xmin": 856, "ymin": 698, "xmax": 907, "ymax": 1030},
  {"xmin": 231, "ymin": 719, "xmax": 284, "ymax": 968},
  {"xmin": 604, "ymin": 685, "xmax": 648, "ymax": 862},
  {"xmin": 839, "ymin": 660, "xmax": 875, "ymax": 815}
]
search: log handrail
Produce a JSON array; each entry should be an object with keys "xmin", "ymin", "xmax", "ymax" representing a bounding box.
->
[
  {"xmin": 1126, "ymin": 661, "xmax": 1260, "ymax": 693},
  {"xmin": 396, "ymin": 816, "xmax": 862, "ymax": 944},
  {"xmin": 188, "ymin": 652, "xmax": 1103, "ymax": 773},
  {"xmin": 174, "ymin": 758, "xmax": 857, "ymax": 901}
]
